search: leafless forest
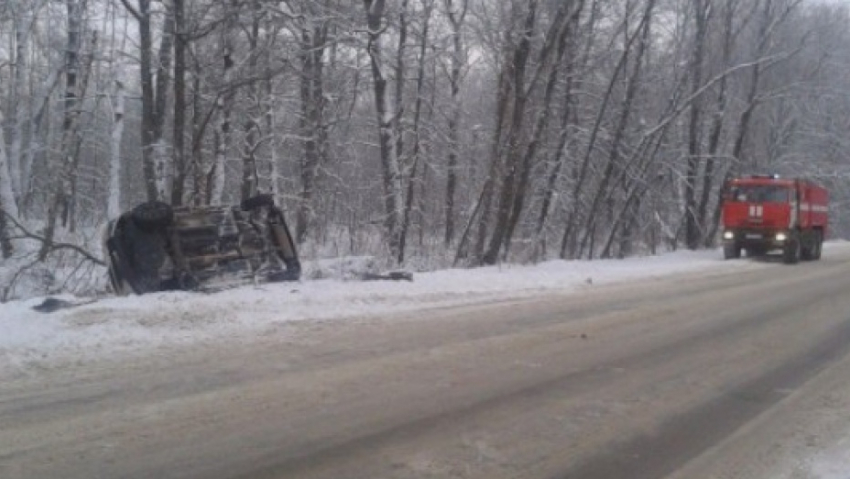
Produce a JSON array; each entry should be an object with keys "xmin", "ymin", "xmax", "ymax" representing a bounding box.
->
[{"xmin": 2, "ymin": 0, "xmax": 850, "ymax": 284}]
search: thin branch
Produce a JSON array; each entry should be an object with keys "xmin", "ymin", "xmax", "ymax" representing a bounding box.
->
[
  {"xmin": 118, "ymin": 0, "xmax": 142, "ymax": 21},
  {"xmin": 643, "ymin": 51, "xmax": 799, "ymax": 140},
  {"xmin": 1, "ymin": 210, "xmax": 106, "ymax": 266}
]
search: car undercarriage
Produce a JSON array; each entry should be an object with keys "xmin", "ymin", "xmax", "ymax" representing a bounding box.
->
[{"xmin": 104, "ymin": 195, "xmax": 301, "ymax": 295}]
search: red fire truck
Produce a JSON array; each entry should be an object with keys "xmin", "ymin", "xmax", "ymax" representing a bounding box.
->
[{"xmin": 721, "ymin": 175, "xmax": 828, "ymax": 263}]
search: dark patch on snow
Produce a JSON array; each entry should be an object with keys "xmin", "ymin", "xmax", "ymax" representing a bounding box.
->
[{"xmin": 32, "ymin": 297, "xmax": 96, "ymax": 313}]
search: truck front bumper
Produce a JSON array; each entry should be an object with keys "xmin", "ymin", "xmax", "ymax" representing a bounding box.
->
[{"xmin": 722, "ymin": 229, "xmax": 789, "ymax": 249}]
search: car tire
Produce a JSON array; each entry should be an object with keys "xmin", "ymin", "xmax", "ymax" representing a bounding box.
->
[
  {"xmin": 241, "ymin": 194, "xmax": 275, "ymax": 211},
  {"xmin": 106, "ymin": 238, "xmax": 133, "ymax": 296},
  {"xmin": 132, "ymin": 201, "xmax": 174, "ymax": 232},
  {"xmin": 128, "ymin": 234, "xmax": 168, "ymax": 294},
  {"xmin": 723, "ymin": 244, "xmax": 741, "ymax": 260},
  {"xmin": 267, "ymin": 263, "xmax": 301, "ymax": 282}
]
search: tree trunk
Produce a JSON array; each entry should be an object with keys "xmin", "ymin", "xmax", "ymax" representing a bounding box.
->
[
  {"xmin": 363, "ymin": 0, "xmax": 405, "ymax": 262},
  {"xmin": 535, "ymin": 3, "xmax": 585, "ymax": 260},
  {"xmin": 120, "ymin": 0, "xmax": 173, "ymax": 202},
  {"xmin": 211, "ymin": 5, "xmax": 237, "ymax": 206},
  {"xmin": 400, "ymin": 0, "xmax": 434, "ymax": 263},
  {"xmin": 67, "ymin": 30, "xmax": 97, "ymax": 233},
  {"xmin": 297, "ymin": 10, "xmax": 329, "ymax": 244},
  {"xmin": 503, "ymin": 1, "xmax": 582, "ymax": 259},
  {"xmin": 266, "ymin": 55, "xmax": 280, "ymax": 202},
  {"xmin": 0, "ymin": 108, "xmax": 18, "ymax": 259},
  {"xmin": 40, "ymin": 0, "xmax": 83, "ymax": 260},
  {"xmin": 560, "ymin": 0, "xmax": 633, "ymax": 259},
  {"xmin": 241, "ymin": 2, "xmax": 262, "ymax": 203},
  {"xmin": 443, "ymin": 0, "xmax": 467, "ymax": 246},
  {"xmin": 684, "ymin": 0, "xmax": 709, "ymax": 250},
  {"xmin": 153, "ymin": 9, "xmax": 174, "ymax": 200},
  {"xmin": 579, "ymin": 0, "xmax": 656, "ymax": 257},
  {"xmin": 108, "ymin": 79, "xmax": 125, "ymax": 219},
  {"xmin": 393, "ymin": 0, "xmax": 409, "ymax": 163},
  {"xmin": 191, "ymin": 66, "xmax": 206, "ymax": 206},
  {"xmin": 480, "ymin": 0, "xmax": 537, "ymax": 266},
  {"xmin": 698, "ymin": 0, "xmax": 736, "ymax": 247},
  {"xmin": 136, "ymin": 0, "xmax": 158, "ymax": 201},
  {"xmin": 171, "ymin": 0, "xmax": 187, "ymax": 205},
  {"xmin": 7, "ymin": 3, "xmax": 31, "ymax": 205}
]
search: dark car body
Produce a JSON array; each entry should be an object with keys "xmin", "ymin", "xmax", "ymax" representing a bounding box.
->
[{"xmin": 104, "ymin": 195, "xmax": 301, "ymax": 295}]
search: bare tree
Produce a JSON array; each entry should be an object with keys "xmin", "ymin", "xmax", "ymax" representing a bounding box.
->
[
  {"xmin": 295, "ymin": 1, "xmax": 332, "ymax": 244},
  {"xmin": 119, "ymin": 0, "xmax": 174, "ymax": 202},
  {"xmin": 39, "ymin": 0, "xmax": 86, "ymax": 260},
  {"xmin": 211, "ymin": 2, "xmax": 237, "ymax": 205},
  {"xmin": 399, "ymin": 0, "xmax": 436, "ymax": 262},
  {"xmin": 363, "ymin": 0, "xmax": 405, "ymax": 262},
  {"xmin": 477, "ymin": 0, "xmax": 538, "ymax": 265},
  {"xmin": 0, "ymin": 108, "xmax": 18, "ymax": 258},
  {"xmin": 442, "ymin": 0, "xmax": 468, "ymax": 246},
  {"xmin": 108, "ymin": 77, "xmax": 126, "ymax": 219},
  {"xmin": 683, "ymin": 0, "xmax": 710, "ymax": 250},
  {"xmin": 171, "ymin": 0, "xmax": 188, "ymax": 205}
]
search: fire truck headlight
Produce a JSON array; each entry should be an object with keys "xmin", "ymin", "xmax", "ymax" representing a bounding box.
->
[
  {"xmin": 776, "ymin": 232, "xmax": 788, "ymax": 242},
  {"xmin": 723, "ymin": 231, "xmax": 734, "ymax": 240}
]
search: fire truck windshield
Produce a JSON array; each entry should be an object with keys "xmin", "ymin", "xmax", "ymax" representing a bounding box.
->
[{"xmin": 728, "ymin": 185, "xmax": 790, "ymax": 203}]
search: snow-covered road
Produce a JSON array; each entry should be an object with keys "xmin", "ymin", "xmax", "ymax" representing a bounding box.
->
[{"xmin": 3, "ymin": 245, "xmax": 850, "ymax": 479}]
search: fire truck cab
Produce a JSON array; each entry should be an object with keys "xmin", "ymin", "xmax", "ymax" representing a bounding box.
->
[{"xmin": 721, "ymin": 175, "xmax": 828, "ymax": 264}]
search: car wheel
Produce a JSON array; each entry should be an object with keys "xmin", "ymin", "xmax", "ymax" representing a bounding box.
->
[
  {"xmin": 132, "ymin": 201, "xmax": 174, "ymax": 232},
  {"xmin": 113, "ymin": 218, "xmax": 170, "ymax": 295},
  {"xmin": 128, "ymin": 235, "xmax": 168, "ymax": 294},
  {"xmin": 241, "ymin": 194, "xmax": 275, "ymax": 211},
  {"xmin": 106, "ymin": 248, "xmax": 130, "ymax": 295},
  {"xmin": 267, "ymin": 264, "xmax": 301, "ymax": 282},
  {"xmin": 723, "ymin": 244, "xmax": 741, "ymax": 260}
]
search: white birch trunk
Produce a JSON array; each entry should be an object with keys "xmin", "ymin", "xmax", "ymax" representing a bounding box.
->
[
  {"xmin": 382, "ymin": 109, "xmax": 405, "ymax": 229},
  {"xmin": 211, "ymin": 36, "xmax": 235, "ymax": 206},
  {"xmin": 154, "ymin": 138, "xmax": 170, "ymax": 200},
  {"xmin": 364, "ymin": 0, "xmax": 405, "ymax": 260},
  {"xmin": 0, "ymin": 110, "xmax": 21, "ymax": 220},
  {"xmin": 21, "ymin": 67, "xmax": 61, "ymax": 200},
  {"xmin": 211, "ymin": 97, "xmax": 228, "ymax": 206},
  {"xmin": 7, "ymin": 3, "xmax": 31, "ymax": 200},
  {"xmin": 268, "ymin": 97, "xmax": 280, "ymax": 201},
  {"xmin": 108, "ymin": 79, "xmax": 125, "ymax": 219}
]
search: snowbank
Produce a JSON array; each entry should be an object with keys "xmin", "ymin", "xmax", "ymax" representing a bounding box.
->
[{"xmin": 0, "ymin": 248, "xmax": 758, "ymax": 377}]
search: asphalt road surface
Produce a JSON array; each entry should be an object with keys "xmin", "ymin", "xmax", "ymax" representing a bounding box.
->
[{"xmin": 4, "ymin": 251, "xmax": 850, "ymax": 479}]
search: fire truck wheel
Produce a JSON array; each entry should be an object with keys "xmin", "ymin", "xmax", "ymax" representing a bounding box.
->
[
  {"xmin": 801, "ymin": 240, "xmax": 813, "ymax": 261},
  {"xmin": 812, "ymin": 232, "xmax": 823, "ymax": 260},
  {"xmin": 783, "ymin": 237, "xmax": 801, "ymax": 264},
  {"xmin": 723, "ymin": 244, "xmax": 741, "ymax": 260}
]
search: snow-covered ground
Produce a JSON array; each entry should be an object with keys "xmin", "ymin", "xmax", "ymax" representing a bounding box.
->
[
  {"xmin": 805, "ymin": 442, "xmax": 850, "ymax": 479},
  {"xmin": 0, "ymin": 248, "xmax": 759, "ymax": 377},
  {"xmin": 3, "ymin": 245, "xmax": 850, "ymax": 478}
]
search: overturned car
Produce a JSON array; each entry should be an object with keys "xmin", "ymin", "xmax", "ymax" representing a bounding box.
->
[{"xmin": 104, "ymin": 194, "xmax": 301, "ymax": 295}]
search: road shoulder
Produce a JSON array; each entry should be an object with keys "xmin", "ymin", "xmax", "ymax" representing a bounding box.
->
[{"xmin": 667, "ymin": 339, "xmax": 850, "ymax": 479}]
